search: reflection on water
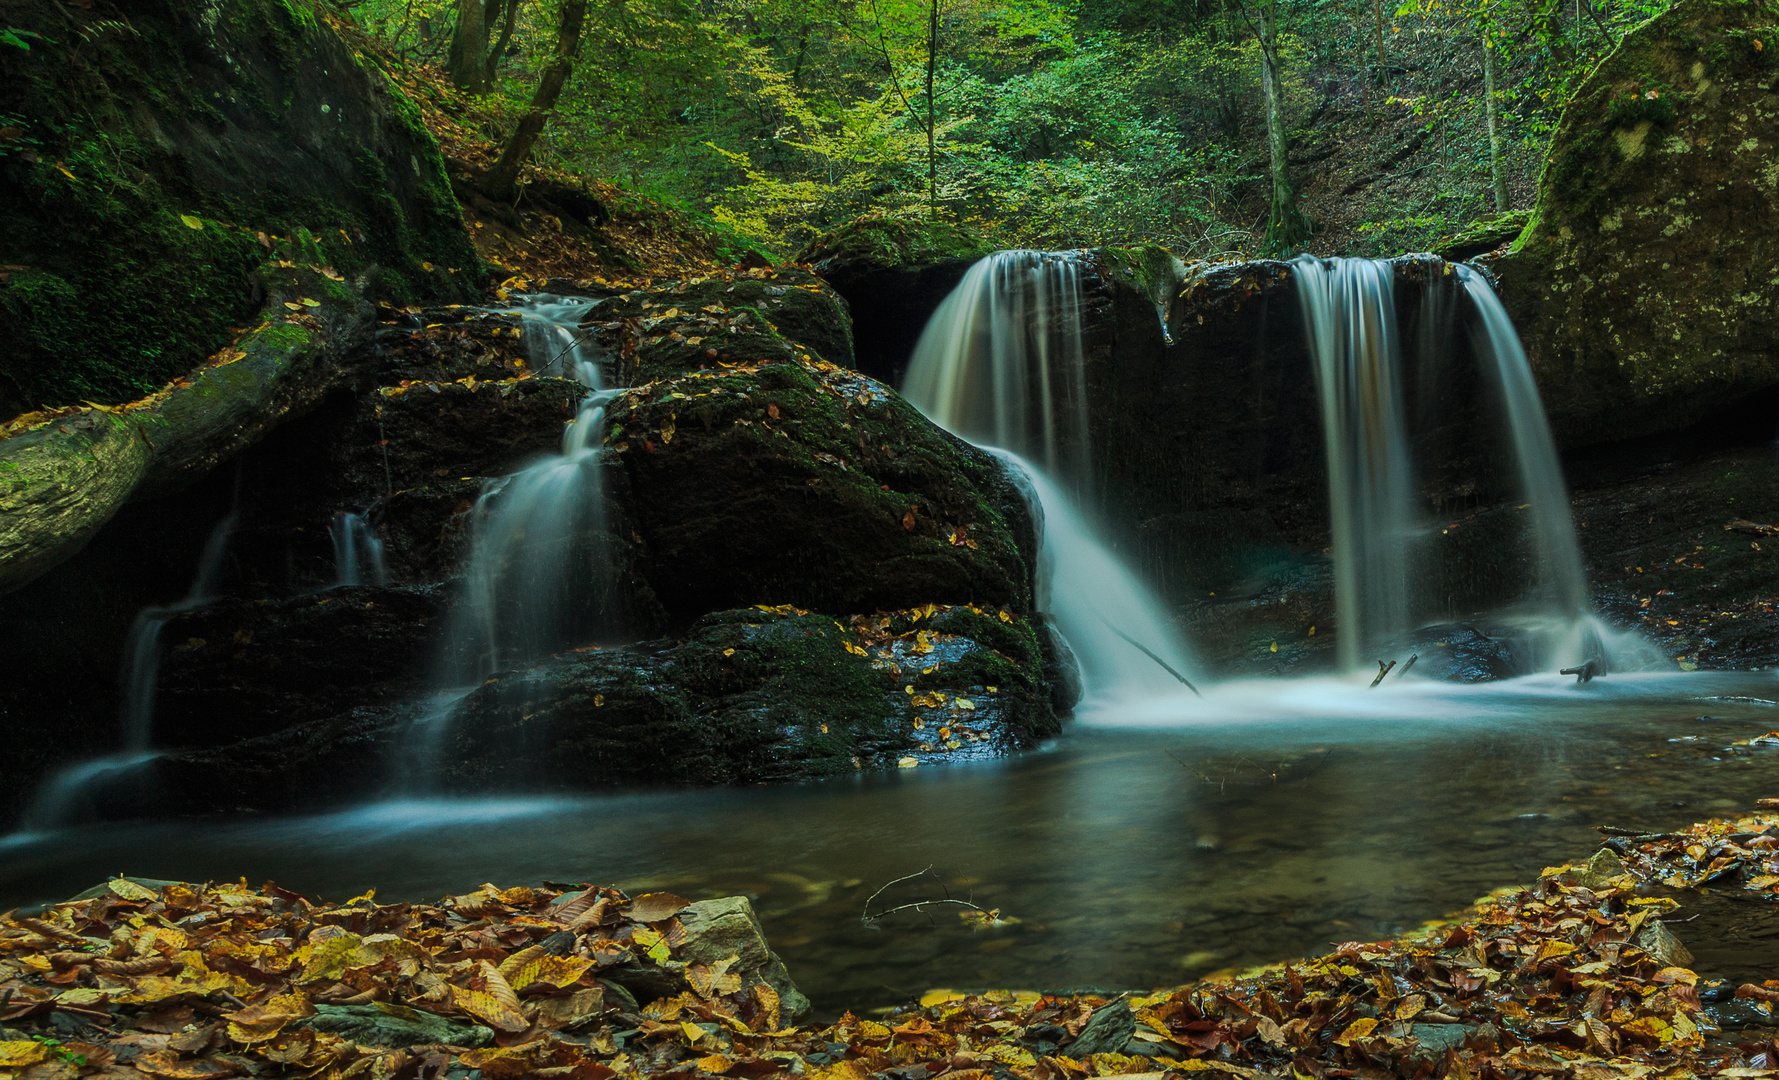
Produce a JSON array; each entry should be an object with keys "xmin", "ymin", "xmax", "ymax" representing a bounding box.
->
[{"xmin": 3, "ymin": 672, "xmax": 1778, "ymax": 1014}]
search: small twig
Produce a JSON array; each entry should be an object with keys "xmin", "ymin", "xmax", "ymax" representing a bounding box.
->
[
  {"xmin": 861, "ymin": 865, "xmax": 987, "ymax": 928},
  {"xmin": 1093, "ymin": 615, "xmax": 1201, "ymax": 696},
  {"xmin": 1396, "ymin": 654, "xmax": 1418, "ymax": 678}
]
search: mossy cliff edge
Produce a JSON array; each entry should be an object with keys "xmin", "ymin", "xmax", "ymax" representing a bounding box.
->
[
  {"xmin": 0, "ymin": 0, "xmax": 479, "ymax": 420},
  {"xmin": 1496, "ymin": 0, "xmax": 1779, "ymax": 447}
]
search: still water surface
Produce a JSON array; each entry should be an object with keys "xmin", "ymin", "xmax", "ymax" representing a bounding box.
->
[{"xmin": 5, "ymin": 672, "xmax": 1779, "ymax": 1013}]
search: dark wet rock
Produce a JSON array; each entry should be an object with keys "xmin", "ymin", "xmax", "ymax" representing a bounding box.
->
[
  {"xmin": 296, "ymin": 1004, "xmax": 493, "ymax": 1050},
  {"xmin": 794, "ymin": 216, "xmax": 992, "ymax": 385},
  {"xmin": 1494, "ymin": 0, "xmax": 1779, "ymax": 448},
  {"xmin": 575, "ymin": 268, "xmax": 854, "ymax": 385},
  {"xmin": 137, "ymin": 605, "xmax": 1056, "ymax": 819},
  {"xmin": 1398, "ymin": 624, "xmax": 1522, "ymax": 683},
  {"xmin": 154, "ymin": 586, "xmax": 447, "ymax": 748},
  {"xmin": 1065, "ymin": 999, "xmax": 1136, "ymax": 1057},
  {"xmin": 607, "ymin": 361, "xmax": 1037, "ymax": 621}
]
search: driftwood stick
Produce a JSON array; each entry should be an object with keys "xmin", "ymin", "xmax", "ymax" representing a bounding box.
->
[
  {"xmin": 860, "ymin": 865, "xmax": 986, "ymax": 927},
  {"xmin": 1094, "ymin": 615, "xmax": 1201, "ymax": 697},
  {"xmin": 1370, "ymin": 659, "xmax": 1397, "ymax": 688}
]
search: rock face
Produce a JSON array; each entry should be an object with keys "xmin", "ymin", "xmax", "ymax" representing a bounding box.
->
[
  {"xmin": 795, "ymin": 217, "xmax": 991, "ymax": 385},
  {"xmin": 0, "ymin": 0, "xmax": 478, "ymax": 419},
  {"xmin": 1494, "ymin": 0, "xmax": 1779, "ymax": 448}
]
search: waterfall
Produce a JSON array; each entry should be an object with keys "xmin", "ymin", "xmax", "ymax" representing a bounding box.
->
[
  {"xmin": 1291, "ymin": 256, "xmax": 1418, "ymax": 670},
  {"xmin": 903, "ymin": 251, "xmax": 1092, "ymax": 486},
  {"xmin": 19, "ymin": 510, "xmax": 236, "ymax": 830},
  {"xmin": 1294, "ymin": 256, "xmax": 1627, "ymax": 673},
  {"xmin": 439, "ymin": 295, "xmax": 622, "ymax": 685},
  {"xmin": 905, "ymin": 251, "xmax": 1200, "ymax": 704},
  {"xmin": 995, "ymin": 451, "xmax": 1203, "ymax": 700},
  {"xmin": 329, "ymin": 511, "xmax": 389, "ymax": 587}
]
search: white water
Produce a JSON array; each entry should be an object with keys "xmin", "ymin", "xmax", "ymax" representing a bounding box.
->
[
  {"xmin": 440, "ymin": 295, "xmax": 621, "ymax": 685},
  {"xmin": 995, "ymin": 450, "xmax": 1203, "ymax": 703},
  {"xmin": 903, "ymin": 251, "xmax": 1091, "ymax": 486},
  {"xmin": 903, "ymin": 250, "xmax": 1201, "ymax": 703},
  {"xmin": 19, "ymin": 511, "xmax": 236, "ymax": 830},
  {"xmin": 1293, "ymin": 256, "xmax": 1650, "ymax": 675},
  {"xmin": 329, "ymin": 511, "xmax": 389, "ymax": 587},
  {"xmin": 1291, "ymin": 256, "xmax": 1417, "ymax": 670}
]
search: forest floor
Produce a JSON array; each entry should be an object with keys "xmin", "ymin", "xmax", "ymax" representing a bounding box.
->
[{"xmin": 4, "ymin": 803, "xmax": 1779, "ymax": 1080}]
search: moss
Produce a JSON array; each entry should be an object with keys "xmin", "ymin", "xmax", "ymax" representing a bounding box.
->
[
  {"xmin": 0, "ymin": 0, "xmax": 480, "ymax": 418},
  {"xmin": 794, "ymin": 215, "xmax": 992, "ymax": 271},
  {"xmin": 1097, "ymin": 245, "xmax": 1187, "ymax": 306}
]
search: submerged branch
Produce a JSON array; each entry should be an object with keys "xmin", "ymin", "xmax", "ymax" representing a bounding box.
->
[
  {"xmin": 861, "ymin": 865, "xmax": 986, "ymax": 928},
  {"xmin": 1094, "ymin": 615, "xmax": 1201, "ymax": 697}
]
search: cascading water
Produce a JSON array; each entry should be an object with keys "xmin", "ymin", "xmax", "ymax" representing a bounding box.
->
[
  {"xmin": 1293, "ymin": 255, "xmax": 1636, "ymax": 674},
  {"xmin": 994, "ymin": 451, "xmax": 1202, "ymax": 699},
  {"xmin": 410, "ymin": 294, "xmax": 625, "ymax": 776},
  {"xmin": 329, "ymin": 511, "xmax": 389, "ymax": 587},
  {"xmin": 1291, "ymin": 256, "xmax": 1418, "ymax": 670},
  {"xmin": 20, "ymin": 511, "xmax": 236, "ymax": 830},
  {"xmin": 903, "ymin": 251, "xmax": 1092, "ymax": 486},
  {"xmin": 906, "ymin": 251, "xmax": 1201, "ymax": 703}
]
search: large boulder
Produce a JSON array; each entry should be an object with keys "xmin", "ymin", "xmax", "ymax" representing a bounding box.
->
[
  {"xmin": 125, "ymin": 603, "xmax": 1059, "ymax": 817},
  {"xmin": 607, "ymin": 359, "xmax": 1038, "ymax": 621},
  {"xmin": 1493, "ymin": 0, "xmax": 1779, "ymax": 447},
  {"xmin": 0, "ymin": 0, "xmax": 478, "ymax": 418}
]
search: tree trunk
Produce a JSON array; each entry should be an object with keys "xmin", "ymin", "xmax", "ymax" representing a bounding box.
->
[
  {"xmin": 926, "ymin": 0, "xmax": 939, "ymax": 211},
  {"xmin": 447, "ymin": 0, "xmax": 490, "ymax": 93},
  {"xmin": 1370, "ymin": 0, "xmax": 1386, "ymax": 84},
  {"xmin": 1258, "ymin": 0, "xmax": 1307, "ymax": 253},
  {"xmin": 1482, "ymin": 33, "xmax": 1509, "ymax": 211},
  {"xmin": 485, "ymin": 0, "xmax": 522, "ymax": 85},
  {"xmin": 482, "ymin": 0, "xmax": 588, "ymax": 204}
]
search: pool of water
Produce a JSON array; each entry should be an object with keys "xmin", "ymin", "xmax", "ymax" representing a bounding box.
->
[{"xmin": 5, "ymin": 670, "xmax": 1779, "ymax": 1014}]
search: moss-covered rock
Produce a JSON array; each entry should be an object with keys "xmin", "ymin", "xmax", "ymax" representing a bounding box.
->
[
  {"xmin": 1434, "ymin": 210, "xmax": 1533, "ymax": 262},
  {"xmin": 0, "ymin": 0, "xmax": 479, "ymax": 418},
  {"xmin": 126, "ymin": 602, "xmax": 1058, "ymax": 815},
  {"xmin": 793, "ymin": 216, "xmax": 992, "ymax": 386},
  {"xmin": 1494, "ymin": 0, "xmax": 1779, "ymax": 447},
  {"xmin": 605, "ymin": 359, "xmax": 1037, "ymax": 622}
]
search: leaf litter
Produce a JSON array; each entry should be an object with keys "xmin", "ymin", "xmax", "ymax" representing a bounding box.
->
[{"xmin": 6, "ymin": 803, "xmax": 1779, "ymax": 1080}]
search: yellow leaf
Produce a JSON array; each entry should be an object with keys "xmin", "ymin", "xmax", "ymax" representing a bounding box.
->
[
  {"xmin": 955, "ymin": 698, "xmax": 976, "ymax": 710},
  {"xmin": 0, "ymin": 1042, "xmax": 48, "ymax": 1068},
  {"xmin": 509, "ymin": 952, "xmax": 594, "ymax": 992},
  {"xmin": 300, "ymin": 298, "xmax": 320, "ymax": 308},
  {"xmin": 422, "ymin": 261, "xmax": 434, "ymax": 271},
  {"xmin": 452, "ymin": 985, "xmax": 528, "ymax": 1032},
  {"xmin": 898, "ymin": 757, "xmax": 919, "ymax": 768},
  {"xmin": 723, "ymin": 648, "xmax": 736, "ymax": 657},
  {"xmin": 998, "ymin": 610, "xmax": 1013, "ymax": 623},
  {"xmin": 283, "ymin": 302, "xmax": 302, "ymax": 310},
  {"xmin": 1334, "ymin": 1018, "xmax": 1379, "ymax": 1046},
  {"xmin": 920, "ymin": 989, "xmax": 966, "ymax": 1007},
  {"xmin": 180, "ymin": 214, "xmax": 203, "ymax": 229}
]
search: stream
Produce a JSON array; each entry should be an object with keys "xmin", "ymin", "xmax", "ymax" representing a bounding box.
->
[{"xmin": 5, "ymin": 670, "xmax": 1778, "ymax": 1015}]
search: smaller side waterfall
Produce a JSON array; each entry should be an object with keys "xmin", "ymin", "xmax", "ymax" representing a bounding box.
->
[
  {"xmin": 329, "ymin": 511, "xmax": 389, "ymax": 587},
  {"xmin": 996, "ymin": 451, "xmax": 1203, "ymax": 702},
  {"xmin": 440, "ymin": 296, "xmax": 621, "ymax": 685},
  {"xmin": 903, "ymin": 251, "xmax": 1091, "ymax": 486},
  {"xmin": 1292, "ymin": 256, "xmax": 1417, "ymax": 670},
  {"xmin": 19, "ymin": 510, "xmax": 235, "ymax": 831}
]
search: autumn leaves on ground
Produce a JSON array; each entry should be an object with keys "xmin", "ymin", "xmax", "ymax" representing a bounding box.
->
[{"xmin": 7, "ymin": 803, "xmax": 1779, "ymax": 1080}]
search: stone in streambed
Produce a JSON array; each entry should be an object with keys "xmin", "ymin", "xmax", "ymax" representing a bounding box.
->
[{"xmin": 296, "ymin": 1004, "xmax": 493, "ymax": 1050}]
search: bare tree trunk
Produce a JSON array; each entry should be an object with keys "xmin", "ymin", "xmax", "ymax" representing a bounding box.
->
[
  {"xmin": 926, "ymin": 0, "xmax": 939, "ymax": 211},
  {"xmin": 1482, "ymin": 32, "xmax": 1509, "ymax": 211},
  {"xmin": 482, "ymin": 0, "xmax": 588, "ymax": 204},
  {"xmin": 485, "ymin": 0, "xmax": 522, "ymax": 85},
  {"xmin": 1258, "ymin": 0, "xmax": 1306, "ymax": 252},
  {"xmin": 1370, "ymin": 0, "xmax": 1387, "ymax": 84},
  {"xmin": 447, "ymin": 0, "xmax": 489, "ymax": 93}
]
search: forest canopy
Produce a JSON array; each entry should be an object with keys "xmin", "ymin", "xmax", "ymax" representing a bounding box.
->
[{"xmin": 346, "ymin": 0, "xmax": 1669, "ymax": 258}]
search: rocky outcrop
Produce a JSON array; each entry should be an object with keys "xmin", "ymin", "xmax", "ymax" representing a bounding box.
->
[
  {"xmin": 795, "ymin": 217, "xmax": 991, "ymax": 385},
  {"xmin": 0, "ymin": 0, "xmax": 478, "ymax": 419},
  {"xmin": 609, "ymin": 361, "xmax": 1037, "ymax": 621},
  {"xmin": 125, "ymin": 602, "xmax": 1058, "ymax": 816},
  {"xmin": 1494, "ymin": 0, "xmax": 1779, "ymax": 448}
]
